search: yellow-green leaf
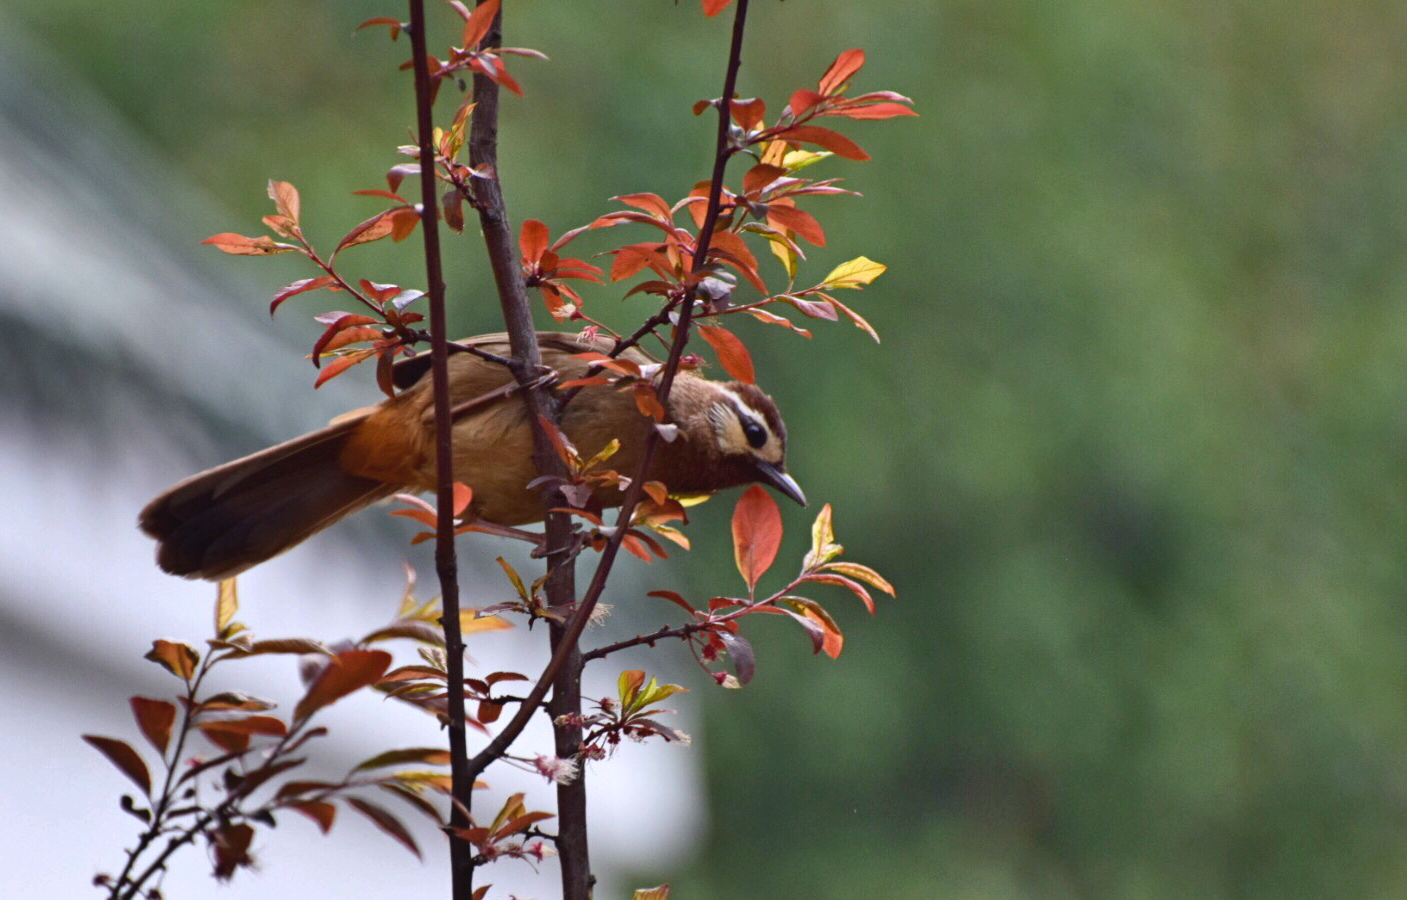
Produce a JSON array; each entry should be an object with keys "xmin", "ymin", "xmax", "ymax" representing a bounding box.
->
[
  {"xmin": 804, "ymin": 503, "xmax": 843, "ymax": 570},
  {"xmin": 821, "ymin": 256, "xmax": 886, "ymax": 290},
  {"xmin": 823, "ymin": 561, "xmax": 896, "ymax": 597},
  {"xmin": 459, "ymin": 610, "xmax": 514, "ymax": 634},
  {"xmin": 215, "ymin": 578, "xmax": 239, "ymax": 637}
]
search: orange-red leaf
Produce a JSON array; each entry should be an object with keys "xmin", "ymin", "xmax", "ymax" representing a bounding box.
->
[
  {"xmin": 294, "ymin": 649, "xmax": 393, "ymax": 723},
  {"xmin": 766, "ymin": 204, "xmax": 826, "ymax": 247},
  {"xmin": 83, "ymin": 735, "xmax": 152, "ymax": 795},
  {"xmin": 743, "ymin": 163, "xmax": 787, "ymax": 196},
  {"xmin": 803, "ymin": 572, "xmax": 875, "ymax": 614},
  {"xmin": 730, "ymin": 97, "xmax": 767, "ymax": 131},
  {"xmin": 818, "ymin": 48, "xmax": 866, "ymax": 96},
  {"xmin": 616, "ymin": 193, "xmax": 675, "ymax": 222},
  {"xmin": 634, "ymin": 383, "xmax": 666, "ymax": 421},
  {"xmin": 779, "ymin": 125, "xmax": 869, "ymax": 161},
  {"xmin": 270, "ymin": 275, "xmax": 338, "ymax": 315},
  {"xmin": 130, "ymin": 697, "xmax": 177, "ymax": 756},
  {"xmin": 145, "ymin": 639, "xmax": 199, "ymax": 680},
  {"xmin": 703, "ymin": 0, "xmax": 734, "ymax": 15},
  {"xmin": 202, "ymin": 232, "xmax": 294, "ymax": 256},
  {"xmin": 336, "ymin": 208, "xmax": 404, "ymax": 254},
  {"xmin": 520, "ymin": 219, "xmax": 549, "ymax": 264},
  {"xmin": 731, "ymin": 485, "xmax": 782, "ymax": 590},
  {"xmin": 831, "ymin": 101, "xmax": 918, "ymax": 120},
  {"xmin": 288, "ymin": 800, "xmax": 337, "ymax": 834},
  {"xmin": 788, "ymin": 89, "xmax": 826, "ymax": 118},
  {"xmin": 358, "ymin": 16, "xmax": 404, "ymax": 39},
  {"xmin": 462, "ymin": 0, "xmax": 499, "ymax": 50},
  {"xmin": 314, "ymin": 349, "xmax": 375, "ymax": 388},
  {"xmin": 698, "ymin": 325, "xmax": 755, "ymax": 384}
]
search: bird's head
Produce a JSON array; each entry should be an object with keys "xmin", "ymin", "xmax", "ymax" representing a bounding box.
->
[{"xmin": 697, "ymin": 381, "xmax": 807, "ymax": 507}]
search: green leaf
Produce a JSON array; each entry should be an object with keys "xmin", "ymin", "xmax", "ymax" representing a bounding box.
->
[{"xmin": 618, "ymin": 669, "xmax": 646, "ymax": 709}]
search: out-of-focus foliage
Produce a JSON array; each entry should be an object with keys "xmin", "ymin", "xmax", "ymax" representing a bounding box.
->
[{"xmin": 16, "ymin": 0, "xmax": 1407, "ymax": 896}]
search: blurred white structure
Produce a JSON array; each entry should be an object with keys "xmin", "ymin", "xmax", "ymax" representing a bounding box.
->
[{"xmin": 0, "ymin": 18, "xmax": 701, "ymax": 898}]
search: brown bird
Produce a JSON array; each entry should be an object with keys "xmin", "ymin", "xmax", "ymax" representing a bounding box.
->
[{"xmin": 140, "ymin": 331, "xmax": 805, "ymax": 580}]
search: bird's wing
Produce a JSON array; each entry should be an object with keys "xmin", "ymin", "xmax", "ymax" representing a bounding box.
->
[{"xmin": 391, "ymin": 331, "xmax": 649, "ymax": 392}]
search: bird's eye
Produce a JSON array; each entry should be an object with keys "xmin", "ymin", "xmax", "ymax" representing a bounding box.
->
[{"xmin": 742, "ymin": 420, "xmax": 768, "ymax": 449}]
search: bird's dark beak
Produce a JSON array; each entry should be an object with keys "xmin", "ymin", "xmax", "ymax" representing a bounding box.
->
[{"xmin": 755, "ymin": 461, "xmax": 807, "ymax": 507}]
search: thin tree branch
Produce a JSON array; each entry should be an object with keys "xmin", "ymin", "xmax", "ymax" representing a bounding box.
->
[
  {"xmin": 460, "ymin": 3, "xmax": 588, "ymax": 895},
  {"xmin": 462, "ymin": 0, "xmax": 753, "ymax": 817},
  {"xmin": 406, "ymin": 2, "xmax": 476, "ymax": 897}
]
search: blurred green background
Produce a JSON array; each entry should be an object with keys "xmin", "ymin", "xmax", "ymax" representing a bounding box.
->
[{"xmin": 16, "ymin": 0, "xmax": 1407, "ymax": 896}]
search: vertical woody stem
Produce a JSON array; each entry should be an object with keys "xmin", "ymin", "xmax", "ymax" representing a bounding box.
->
[{"xmin": 406, "ymin": 2, "xmax": 475, "ymax": 897}]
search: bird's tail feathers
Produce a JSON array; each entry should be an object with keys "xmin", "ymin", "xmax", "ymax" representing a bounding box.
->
[{"xmin": 139, "ymin": 414, "xmax": 395, "ymax": 580}]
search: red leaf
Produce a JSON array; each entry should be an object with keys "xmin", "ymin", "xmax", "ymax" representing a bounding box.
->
[
  {"xmin": 615, "ymin": 193, "xmax": 674, "ymax": 223},
  {"xmin": 198, "ymin": 715, "xmax": 285, "ymax": 753},
  {"xmin": 766, "ymin": 204, "xmax": 826, "ymax": 247},
  {"xmin": 830, "ymin": 101, "xmax": 917, "ymax": 120},
  {"xmin": 698, "ymin": 325, "xmax": 755, "ymax": 384},
  {"xmin": 708, "ymin": 231, "xmax": 769, "ymax": 295},
  {"xmin": 729, "ymin": 97, "xmax": 767, "ymax": 131},
  {"xmin": 211, "ymin": 823, "xmax": 255, "ymax": 880},
  {"xmin": 827, "ymin": 294, "xmax": 882, "ymax": 342},
  {"xmin": 444, "ymin": 189, "xmax": 465, "ymax": 233},
  {"xmin": 452, "ymin": 482, "xmax": 474, "ymax": 516},
  {"xmin": 335, "ymin": 208, "xmax": 407, "ymax": 255},
  {"xmin": 130, "ymin": 697, "xmax": 176, "ymax": 756},
  {"xmin": 462, "ymin": 0, "xmax": 499, "ymax": 49},
  {"xmin": 570, "ymin": 351, "xmax": 641, "ymax": 377},
  {"xmin": 357, "ymin": 17, "xmax": 404, "ymax": 39},
  {"xmin": 634, "ymin": 383, "xmax": 666, "ymax": 422},
  {"xmin": 294, "ymin": 649, "xmax": 393, "ymax": 723},
  {"xmin": 788, "ymin": 89, "xmax": 826, "ymax": 118},
  {"xmin": 288, "ymin": 800, "xmax": 337, "ymax": 834},
  {"xmin": 818, "ymin": 48, "xmax": 866, "ymax": 96},
  {"xmin": 314, "ymin": 349, "xmax": 375, "ymax": 388},
  {"xmin": 648, "ymin": 590, "xmax": 697, "ymax": 615},
  {"xmin": 314, "ymin": 325, "xmax": 382, "ymax": 358},
  {"xmin": 202, "ymin": 232, "xmax": 294, "ymax": 256},
  {"xmin": 731, "ymin": 485, "xmax": 782, "ymax": 589},
  {"xmin": 803, "ymin": 572, "xmax": 875, "ymax": 614},
  {"xmin": 520, "ymin": 219, "xmax": 549, "ymax": 264},
  {"xmin": 348, "ymin": 797, "xmax": 422, "ymax": 859},
  {"xmin": 778, "ymin": 125, "xmax": 870, "ymax": 161},
  {"xmin": 703, "ymin": 0, "xmax": 733, "ymax": 14},
  {"xmin": 389, "ymin": 207, "xmax": 421, "ymax": 242},
  {"xmin": 742, "ymin": 163, "xmax": 787, "ymax": 196},
  {"xmin": 83, "ymin": 735, "xmax": 151, "ymax": 795},
  {"xmin": 145, "ymin": 639, "xmax": 199, "ymax": 680},
  {"xmin": 610, "ymin": 244, "xmax": 672, "ymax": 282},
  {"xmin": 270, "ymin": 275, "xmax": 338, "ymax": 316}
]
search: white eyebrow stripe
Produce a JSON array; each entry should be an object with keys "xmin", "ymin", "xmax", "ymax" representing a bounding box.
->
[{"xmin": 717, "ymin": 386, "xmax": 765, "ymax": 427}]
